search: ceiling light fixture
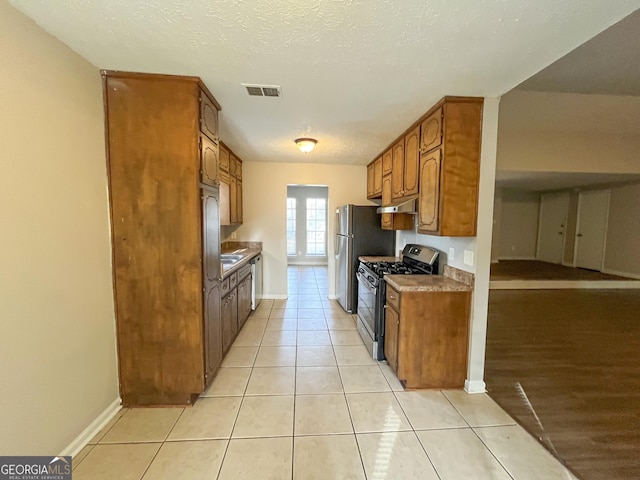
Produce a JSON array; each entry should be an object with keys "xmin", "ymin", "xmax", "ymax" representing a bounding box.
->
[{"xmin": 294, "ymin": 138, "xmax": 318, "ymax": 153}]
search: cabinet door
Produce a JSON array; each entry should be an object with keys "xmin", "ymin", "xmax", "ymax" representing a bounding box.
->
[
  {"xmin": 373, "ymin": 157, "xmax": 383, "ymax": 196},
  {"xmin": 204, "ymin": 282, "xmax": 222, "ymax": 383},
  {"xmin": 235, "ymin": 158, "xmax": 242, "ymax": 180},
  {"xmin": 384, "ymin": 306, "xmax": 399, "ymax": 372},
  {"xmin": 420, "ymin": 107, "xmax": 442, "ymax": 153},
  {"xmin": 367, "ymin": 163, "xmax": 375, "ymax": 198},
  {"xmin": 381, "ymin": 174, "xmax": 392, "ymax": 230},
  {"xmin": 203, "ymin": 190, "xmax": 220, "ymax": 283},
  {"xmin": 237, "ymin": 276, "xmax": 252, "ymax": 329},
  {"xmin": 418, "ymin": 149, "xmax": 441, "ymax": 233},
  {"xmin": 221, "ymin": 294, "xmax": 233, "ymax": 353},
  {"xmin": 382, "ymin": 148, "xmax": 393, "ymax": 176},
  {"xmin": 200, "ymin": 92, "xmax": 219, "ymax": 144},
  {"xmin": 230, "ymin": 154, "xmax": 237, "ymax": 178},
  {"xmin": 237, "ymin": 179, "xmax": 243, "ymax": 224},
  {"xmin": 230, "ymin": 176, "xmax": 238, "ymax": 224},
  {"xmin": 200, "ymin": 134, "xmax": 219, "ymax": 187},
  {"xmin": 391, "ymin": 140, "xmax": 405, "ymax": 200},
  {"xmin": 219, "ymin": 143, "xmax": 230, "ymax": 173},
  {"xmin": 403, "ymin": 126, "xmax": 419, "ymax": 196}
]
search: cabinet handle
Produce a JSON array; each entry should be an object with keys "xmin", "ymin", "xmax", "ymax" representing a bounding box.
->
[{"xmin": 389, "ymin": 295, "xmax": 396, "ymax": 300}]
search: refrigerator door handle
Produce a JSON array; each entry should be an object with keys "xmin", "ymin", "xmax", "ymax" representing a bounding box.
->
[{"xmin": 334, "ymin": 208, "xmax": 340, "ymax": 257}]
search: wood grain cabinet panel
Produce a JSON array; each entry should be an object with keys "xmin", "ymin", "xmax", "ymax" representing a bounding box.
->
[
  {"xmin": 373, "ymin": 157, "xmax": 383, "ymax": 196},
  {"xmin": 403, "ymin": 125, "xmax": 420, "ymax": 197},
  {"xmin": 200, "ymin": 92, "xmax": 219, "ymax": 143},
  {"xmin": 367, "ymin": 163, "xmax": 375, "ymax": 198},
  {"xmin": 103, "ymin": 71, "xmax": 223, "ymax": 406},
  {"xmin": 382, "ymin": 149, "xmax": 393, "ymax": 176},
  {"xmin": 219, "ymin": 143, "xmax": 230, "ymax": 172},
  {"xmin": 385, "ymin": 286, "xmax": 471, "ymax": 389},
  {"xmin": 418, "ymin": 149, "xmax": 441, "ymax": 233},
  {"xmin": 391, "ymin": 140, "xmax": 405, "ymax": 200},
  {"xmin": 420, "ymin": 107, "xmax": 442, "ymax": 153}
]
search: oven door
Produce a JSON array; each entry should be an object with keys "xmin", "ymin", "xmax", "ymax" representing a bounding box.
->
[{"xmin": 356, "ymin": 271, "xmax": 377, "ymax": 356}]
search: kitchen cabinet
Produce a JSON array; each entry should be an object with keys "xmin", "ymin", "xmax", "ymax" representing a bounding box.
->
[
  {"xmin": 385, "ymin": 283, "xmax": 471, "ymax": 389},
  {"xmin": 381, "ymin": 174, "xmax": 413, "ymax": 231},
  {"xmin": 418, "ymin": 98, "xmax": 483, "ymax": 236},
  {"xmin": 221, "ymin": 287, "xmax": 238, "ymax": 354},
  {"xmin": 391, "ymin": 128, "xmax": 419, "ymax": 200},
  {"xmin": 382, "ymin": 149, "xmax": 392, "ymax": 176},
  {"xmin": 103, "ymin": 70, "xmax": 223, "ymax": 406},
  {"xmin": 220, "ymin": 142, "xmax": 243, "ymax": 225},
  {"xmin": 237, "ymin": 264, "xmax": 252, "ymax": 330},
  {"xmin": 366, "ymin": 157, "xmax": 383, "ymax": 199},
  {"xmin": 221, "ymin": 263, "xmax": 252, "ymax": 350}
]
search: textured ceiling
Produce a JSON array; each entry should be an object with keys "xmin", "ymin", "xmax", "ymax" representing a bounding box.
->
[
  {"xmin": 9, "ymin": 0, "xmax": 640, "ymax": 165},
  {"xmin": 517, "ymin": 9, "xmax": 640, "ymax": 96}
]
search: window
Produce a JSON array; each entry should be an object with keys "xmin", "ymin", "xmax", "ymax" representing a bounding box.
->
[
  {"xmin": 286, "ymin": 198, "xmax": 296, "ymax": 256},
  {"xmin": 306, "ymin": 198, "xmax": 326, "ymax": 256}
]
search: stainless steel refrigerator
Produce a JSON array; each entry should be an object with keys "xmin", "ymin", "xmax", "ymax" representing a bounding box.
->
[{"xmin": 335, "ymin": 205, "xmax": 395, "ymax": 313}]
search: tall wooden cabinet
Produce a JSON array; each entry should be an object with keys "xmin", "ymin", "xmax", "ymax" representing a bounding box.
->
[
  {"xmin": 103, "ymin": 71, "xmax": 223, "ymax": 406},
  {"xmin": 219, "ymin": 142, "xmax": 243, "ymax": 225},
  {"xmin": 418, "ymin": 98, "xmax": 483, "ymax": 236}
]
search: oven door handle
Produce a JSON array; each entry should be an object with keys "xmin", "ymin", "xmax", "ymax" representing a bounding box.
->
[{"xmin": 356, "ymin": 272, "xmax": 376, "ymax": 293}]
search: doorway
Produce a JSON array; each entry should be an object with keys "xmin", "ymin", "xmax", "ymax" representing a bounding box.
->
[
  {"xmin": 286, "ymin": 185, "xmax": 329, "ymax": 266},
  {"xmin": 575, "ymin": 189, "xmax": 610, "ymax": 271},
  {"xmin": 537, "ymin": 192, "xmax": 569, "ymax": 264}
]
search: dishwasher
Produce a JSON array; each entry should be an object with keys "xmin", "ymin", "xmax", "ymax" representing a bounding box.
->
[{"xmin": 250, "ymin": 254, "xmax": 263, "ymax": 310}]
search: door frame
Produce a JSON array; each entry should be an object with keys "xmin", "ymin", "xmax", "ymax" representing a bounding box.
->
[{"xmin": 573, "ymin": 189, "xmax": 611, "ymax": 271}]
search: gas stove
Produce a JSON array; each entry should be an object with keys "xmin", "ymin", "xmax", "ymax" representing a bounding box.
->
[{"xmin": 356, "ymin": 244, "xmax": 439, "ymax": 360}]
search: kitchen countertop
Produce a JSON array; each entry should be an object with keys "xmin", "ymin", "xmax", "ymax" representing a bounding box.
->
[
  {"xmin": 358, "ymin": 256, "xmax": 401, "ymax": 263},
  {"xmin": 220, "ymin": 243, "xmax": 262, "ymax": 278},
  {"xmin": 384, "ymin": 274, "xmax": 472, "ymax": 292}
]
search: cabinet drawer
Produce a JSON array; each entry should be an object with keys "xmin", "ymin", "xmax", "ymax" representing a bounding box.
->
[
  {"xmin": 386, "ymin": 285, "xmax": 400, "ymax": 312},
  {"xmin": 238, "ymin": 264, "xmax": 251, "ymax": 281},
  {"xmin": 229, "ymin": 272, "xmax": 238, "ymax": 289},
  {"xmin": 420, "ymin": 107, "xmax": 442, "ymax": 153},
  {"xmin": 200, "ymin": 91, "xmax": 219, "ymax": 143}
]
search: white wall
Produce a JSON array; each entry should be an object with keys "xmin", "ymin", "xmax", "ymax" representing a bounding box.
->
[
  {"xmin": 397, "ymin": 98, "xmax": 501, "ymax": 393},
  {"xmin": 497, "ymin": 191, "xmax": 540, "ymax": 259},
  {"xmin": 0, "ymin": 1, "xmax": 118, "ymax": 455},
  {"xmin": 498, "ymin": 91, "xmax": 640, "ymax": 174},
  {"xmin": 235, "ymin": 162, "xmax": 371, "ymax": 298},
  {"xmin": 603, "ymin": 182, "xmax": 640, "ymax": 277}
]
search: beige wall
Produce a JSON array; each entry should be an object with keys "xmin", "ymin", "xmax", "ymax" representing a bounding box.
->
[
  {"xmin": 604, "ymin": 183, "xmax": 640, "ymax": 277},
  {"xmin": 234, "ymin": 162, "xmax": 370, "ymax": 298},
  {"xmin": 498, "ymin": 91, "xmax": 640, "ymax": 174},
  {"xmin": 498, "ymin": 191, "xmax": 540, "ymax": 259},
  {"xmin": 0, "ymin": 1, "xmax": 118, "ymax": 455}
]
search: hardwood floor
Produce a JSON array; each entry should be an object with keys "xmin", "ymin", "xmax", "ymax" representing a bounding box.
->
[
  {"xmin": 485, "ymin": 289, "xmax": 640, "ymax": 480},
  {"xmin": 490, "ymin": 260, "xmax": 633, "ymax": 281}
]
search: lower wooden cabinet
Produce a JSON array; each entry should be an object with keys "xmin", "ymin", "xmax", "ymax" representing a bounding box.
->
[
  {"xmin": 221, "ymin": 263, "xmax": 253, "ymax": 352},
  {"xmin": 237, "ymin": 274, "xmax": 252, "ymax": 330},
  {"xmin": 204, "ymin": 282, "xmax": 222, "ymax": 382},
  {"xmin": 385, "ymin": 284, "xmax": 471, "ymax": 389},
  {"xmin": 221, "ymin": 290, "xmax": 238, "ymax": 354}
]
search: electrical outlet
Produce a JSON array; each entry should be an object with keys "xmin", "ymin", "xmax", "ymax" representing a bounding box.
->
[
  {"xmin": 448, "ymin": 248, "xmax": 455, "ymax": 262},
  {"xmin": 464, "ymin": 250, "xmax": 474, "ymax": 266}
]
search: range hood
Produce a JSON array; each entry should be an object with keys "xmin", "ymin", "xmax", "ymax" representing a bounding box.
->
[{"xmin": 376, "ymin": 195, "xmax": 418, "ymax": 214}]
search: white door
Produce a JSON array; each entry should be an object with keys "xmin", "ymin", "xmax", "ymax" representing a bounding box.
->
[
  {"xmin": 575, "ymin": 190, "xmax": 610, "ymax": 271},
  {"xmin": 537, "ymin": 192, "xmax": 570, "ymax": 264}
]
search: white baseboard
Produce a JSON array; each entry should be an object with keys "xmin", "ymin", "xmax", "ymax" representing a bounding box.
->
[
  {"xmin": 327, "ymin": 295, "xmax": 338, "ymax": 300},
  {"xmin": 60, "ymin": 398, "xmax": 121, "ymax": 457},
  {"xmin": 602, "ymin": 268, "xmax": 640, "ymax": 280},
  {"xmin": 490, "ymin": 280, "xmax": 640, "ymax": 290},
  {"xmin": 261, "ymin": 294, "xmax": 289, "ymax": 300},
  {"xmin": 464, "ymin": 379, "xmax": 486, "ymax": 394},
  {"xmin": 497, "ymin": 256, "xmax": 537, "ymax": 261}
]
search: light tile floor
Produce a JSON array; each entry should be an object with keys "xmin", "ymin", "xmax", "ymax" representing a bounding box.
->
[{"xmin": 73, "ymin": 265, "xmax": 578, "ymax": 479}]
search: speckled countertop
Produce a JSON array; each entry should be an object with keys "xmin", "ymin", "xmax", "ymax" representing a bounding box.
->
[
  {"xmin": 359, "ymin": 256, "xmax": 401, "ymax": 263},
  {"xmin": 384, "ymin": 274, "xmax": 472, "ymax": 292}
]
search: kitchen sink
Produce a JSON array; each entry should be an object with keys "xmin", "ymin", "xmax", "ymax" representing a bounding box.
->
[{"xmin": 221, "ymin": 258, "xmax": 239, "ymax": 265}]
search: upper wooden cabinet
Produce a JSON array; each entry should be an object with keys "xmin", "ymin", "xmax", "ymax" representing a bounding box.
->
[
  {"xmin": 200, "ymin": 133, "xmax": 219, "ymax": 187},
  {"xmin": 366, "ymin": 156, "xmax": 383, "ymax": 199},
  {"xmin": 219, "ymin": 142, "xmax": 243, "ymax": 226},
  {"xmin": 418, "ymin": 98, "xmax": 483, "ymax": 236},
  {"xmin": 367, "ymin": 96, "xmax": 482, "ymax": 236},
  {"xmin": 382, "ymin": 149, "xmax": 392, "ymax": 176},
  {"xmin": 420, "ymin": 107, "xmax": 443, "ymax": 153},
  {"xmin": 102, "ymin": 71, "xmax": 223, "ymax": 406},
  {"xmin": 200, "ymin": 93, "xmax": 219, "ymax": 144},
  {"xmin": 391, "ymin": 140, "xmax": 405, "ymax": 200}
]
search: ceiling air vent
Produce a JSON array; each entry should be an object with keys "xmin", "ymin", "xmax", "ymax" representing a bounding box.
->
[{"xmin": 242, "ymin": 83, "xmax": 282, "ymax": 98}]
